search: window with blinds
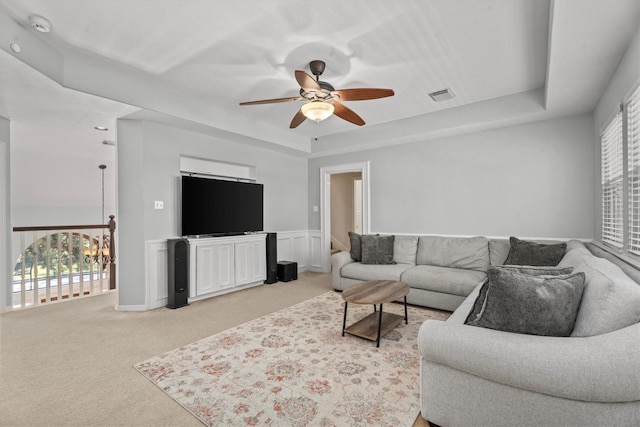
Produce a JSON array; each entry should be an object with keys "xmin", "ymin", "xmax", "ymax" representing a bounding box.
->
[
  {"xmin": 627, "ymin": 86, "xmax": 640, "ymax": 254},
  {"xmin": 601, "ymin": 112, "xmax": 624, "ymax": 247}
]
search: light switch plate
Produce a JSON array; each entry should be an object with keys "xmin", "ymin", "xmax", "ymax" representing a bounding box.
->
[{"xmin": 154, "ymin": 200, "xmax": 164, "ymax": 210}]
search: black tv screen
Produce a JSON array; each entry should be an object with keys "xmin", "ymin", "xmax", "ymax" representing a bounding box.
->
[{"xmin": 181, "ymin": 176, "xmax": 263, "ymax": 236}]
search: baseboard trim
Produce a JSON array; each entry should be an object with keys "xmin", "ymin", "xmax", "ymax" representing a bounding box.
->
[{"xmin": 115, "ymin": 304, "xmax": 148, "ymax": 312}]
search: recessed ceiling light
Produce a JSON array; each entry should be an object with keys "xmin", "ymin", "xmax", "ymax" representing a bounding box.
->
[
  {"xmin": 9, "ymin": 43, "xmax": 21, "ymax": 53},
  {"xmin": 28, "ymin": 15, "xmax": 52, "ymax": 33},
  {"xmin": 94, "ymin": 126, "xmax": 109, "ymax": 131}
]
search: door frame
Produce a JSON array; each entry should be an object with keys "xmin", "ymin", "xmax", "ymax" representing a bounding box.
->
[
  {"xmin": 0, "ymin": 140, "xmax": 8, "ymax": 313},
  {"xmin": 320, "ymin": 161, "xmax": 370, "ymax": 272}
]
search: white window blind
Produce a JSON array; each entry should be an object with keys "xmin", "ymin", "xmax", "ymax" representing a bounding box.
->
[
  {"xmin": 627, "ymin": 86, "xmax": 640, "ymax": 254},
  {"xmin": 601, "ymin": 111, "xmax": 623, "ymax": 247}
]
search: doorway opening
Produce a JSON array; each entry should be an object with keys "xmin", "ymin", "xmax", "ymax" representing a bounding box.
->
[
  {"xmin": 320, "ymin": 162, "xmax": 370, "ymax": 271},
  {"xmin": 330, "ymin": 172, "xmax": 362, "ymax": 254}
]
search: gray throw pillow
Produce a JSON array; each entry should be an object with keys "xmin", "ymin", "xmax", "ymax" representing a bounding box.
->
[
  {"xmin": 467, "ymin": 266, "xmax": 585, "ymax": 336},
  {"xmin": 465, "ymin": 265, "xmax": 574, "ymax": 324},
  {"xmin": 360, "ymin": 234, "xmax": 396, "ymax": 265},
  {"xmin": 348, "ymin": 231, "xmax": 362, "ymax": 261},
  {"xmin": 504, "ymin": 236, "xmax": 567, "ymax": 266}
]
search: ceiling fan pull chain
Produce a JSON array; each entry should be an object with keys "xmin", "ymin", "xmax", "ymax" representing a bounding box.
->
[{"xmin": 315, "ymin": 122, "xmax": 319, "ymax": 141}]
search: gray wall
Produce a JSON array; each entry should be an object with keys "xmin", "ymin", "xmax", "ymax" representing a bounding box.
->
[
  {"xmin": 309, "ymin": 113, "xmax": 595, "ymax": 239},
  {"xmin": 116, "ymin": 119, "xmax": 308, "ymax": 308}
]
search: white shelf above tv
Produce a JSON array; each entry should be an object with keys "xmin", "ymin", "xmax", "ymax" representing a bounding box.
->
[{"xmin": 180, "ymin": 156, "xmax": 257, "ymax": 181}]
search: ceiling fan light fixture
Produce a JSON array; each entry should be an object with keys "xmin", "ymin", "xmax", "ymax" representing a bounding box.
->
[{"xmin": 301, "ymin": 101, "xmax": 334, "ymax": 122}]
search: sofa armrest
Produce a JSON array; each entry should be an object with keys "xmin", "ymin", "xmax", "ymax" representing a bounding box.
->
[
  {"xmin": 331, "ymin": 251, "xmax": 354, "ymax": 288},
  {"xmin": 418, "ymin": 320, "xmax": 640, "ymax": 403}
]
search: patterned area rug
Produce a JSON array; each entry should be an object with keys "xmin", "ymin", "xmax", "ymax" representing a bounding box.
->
[{"xmin": 134, "ymin": 291, "xmax": 449, "ymax": 426}]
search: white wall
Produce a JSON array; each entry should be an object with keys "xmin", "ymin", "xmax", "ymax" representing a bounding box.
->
[
  {"xmin": 116, "ymin": 119, "xmax": 308, "ymax": 308},
  {"xmin": 1, "ymin": 116, "xmax": 10, "ymax": 312},
  {"xmin": 593, "ymin": 25, "xmax": 640, "ymax": 240},
  {"xmin": 309, "ymin": 113, "xmax": 595, "ymax": 239},
  {"xmin": 9, "ymin": 121, "xmax": 117, "ymax": 227}
]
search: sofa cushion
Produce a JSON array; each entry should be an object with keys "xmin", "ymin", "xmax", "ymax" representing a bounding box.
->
[
  {"xmin": 467, "ymin": 267, "xmax": 585, "ymax": 336},
  {"xmin": 393, "ymin": 235, "xmax": 419, "ymax": 265},
  {"xmin": 348, "ymin": 231, "xmax": 362, "ymax": 261},
  {"xmin": 340, "ymin": 262, "xmax": 412, "ymax": 282},
  {"xmin": 465, "ymin": 265, "xmax": 575, "ymax": 324},
  {"xmin": 417, "ymin": 235, "xmax": 490, "ymax": 272},
  {"xmin": 504, "ymin": 236, "xmax": 566, "ymax": 266},
  {"xmin": 489, "ymin": 239, "xmax": 510, "ymax": 265},
  {"xmin": 559, "ymin": 249, "xmax": 640, "ymax": 337},
  {"xmin": 401, "ymin": 265, "xmax": 487, "ymax": 297},
  {"xmin": 360, "ymin": 234, "xmax": 395, "ymax": 265}
]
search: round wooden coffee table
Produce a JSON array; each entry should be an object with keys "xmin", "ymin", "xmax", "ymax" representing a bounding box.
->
[{"xmin": 341, "ymin": 280, "xmax": 410, "ymax": 347}]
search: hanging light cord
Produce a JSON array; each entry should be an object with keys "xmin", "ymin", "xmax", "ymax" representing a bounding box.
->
[{"xmin": 99, "ymin": 164, "xmax": 106, "ymax": 224}]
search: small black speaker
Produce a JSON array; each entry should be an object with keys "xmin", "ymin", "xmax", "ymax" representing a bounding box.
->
[
  {"xmin": 167, "ymin": 238, "xmax": 189, "ymax": 309},
  {"xmin": 277, "ymin": 261, "xmax": 298, "ymax": 282},
  {"xmin": 265, "ymin": 232, "xmax": 277, "ymax": 284}
]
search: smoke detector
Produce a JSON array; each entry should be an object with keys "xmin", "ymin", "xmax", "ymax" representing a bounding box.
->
[
  {"xmin": 429, "ymin": 88, "xmax": 455, "ymax": 102},
  {"xmin": 28, "ymin": 15, "xmax": 52, "ymax": 33}
]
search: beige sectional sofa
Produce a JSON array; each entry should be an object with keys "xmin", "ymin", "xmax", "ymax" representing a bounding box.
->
[{"xmin": 332, "ymin": 235, "xmax": 640, "ymax": 426}]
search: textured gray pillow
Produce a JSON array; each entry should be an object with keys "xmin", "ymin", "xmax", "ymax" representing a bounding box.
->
[
  {"xmin": 360, "ymin": 234, "xmax": 396, "ymax": 265},
  {"xmin": 465, "ymin": 265, "xmax": 574, "ymax": 324},
  {"xmin": 348, "ymin": 231, "xmax": 362, "ymax": 261},
  {"xmin": 504, "ymin": 236, "xmax": 566, "ymax": 266},
  {"xmin": 468, "ymin": 267, "xmax": 585, "ymax": 336}
]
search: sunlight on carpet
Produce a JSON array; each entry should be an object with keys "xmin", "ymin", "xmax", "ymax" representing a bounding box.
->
[{"xmin": 134, "ymin": 291, "xmax": 449, "ymax": 426}]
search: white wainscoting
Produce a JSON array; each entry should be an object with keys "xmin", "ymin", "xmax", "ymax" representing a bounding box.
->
[
  {"xmin": 308, "ymin": 231, "xmax": 325, "ymax": 272},
  {"xmin": 146, "ymin": 240, "xmax": 169, "ymax": 310},
  {"xmin": 276, "ymin": 230, "xmax": 308, "ymax": 271},
  {"xmin": 144, "ymin": 230, "xmax": 325, "ymax": 311}
]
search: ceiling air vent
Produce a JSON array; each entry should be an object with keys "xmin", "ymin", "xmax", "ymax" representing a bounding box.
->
[{"xmin": 429, "ymin": 88, "xmax": 455, "ymax": 102}]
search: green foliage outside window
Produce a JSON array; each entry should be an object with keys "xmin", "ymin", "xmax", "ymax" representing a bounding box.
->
[{"xmin": 12, "ymin": 233, "xmax": 102, "ymax": 283}]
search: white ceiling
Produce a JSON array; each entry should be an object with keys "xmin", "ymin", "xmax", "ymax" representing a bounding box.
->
[{"xmin": 0, "ymin": 0, "xmax": 638, "ymax": 157}]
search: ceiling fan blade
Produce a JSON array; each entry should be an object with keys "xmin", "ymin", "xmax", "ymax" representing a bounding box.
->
[
  {"xmin": 333, "ymin": 102, "xmax": 365, "ymax": 126},
  {"xmin": 295, "ymin": 70, "xmax": 321, "ymax": 91},
  {"xmin": 333, "ymin": 88, "xmax": 394, "ymax": 101},
  {"xmin": 289, "ymin": 109, "xmax": 307, "ymax": 128},
  {"xmin": 239, "ymin": 96, "xmax": 302, "ymax": 106}
]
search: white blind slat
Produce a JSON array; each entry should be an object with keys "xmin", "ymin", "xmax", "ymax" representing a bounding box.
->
[
  {"xmin": 627, "ymin": 86, "xmax": 640, "ymax": 254},
  {"xmin": 601, "ymin": 110, "xmax": 624, "ymax": 248}
]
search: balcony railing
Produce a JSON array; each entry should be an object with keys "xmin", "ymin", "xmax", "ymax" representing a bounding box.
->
[{"xmin": 11, "ymin": 216, "xmax": 116, "ymax": 309}]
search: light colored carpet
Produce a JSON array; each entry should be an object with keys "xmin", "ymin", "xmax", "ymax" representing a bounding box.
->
[
  {"xmin": 0, "ymin": 272, "xmax": 436, "ymax": 426},
  {"xmin": 134, "ymin": 291, "xmax": 448, "ymax": 426}
]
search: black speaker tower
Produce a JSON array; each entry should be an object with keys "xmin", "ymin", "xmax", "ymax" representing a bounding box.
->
[
  {"xmin": 265, "ymin": 232, "xmax": 278, "ymax": 284},
  {"xmin": 167, "ymin": 238, "xmax": 189, "ymax": 309}
]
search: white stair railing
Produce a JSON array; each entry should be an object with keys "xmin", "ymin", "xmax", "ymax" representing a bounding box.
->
[{"xmin": 11, "ymin": 216, "xmax": 116, "ymax": 310}]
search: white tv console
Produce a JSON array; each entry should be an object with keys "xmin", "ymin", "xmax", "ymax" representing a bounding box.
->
[{"xmin": 187, "ymin": 233, "xmax": 266, "ymax": 301}]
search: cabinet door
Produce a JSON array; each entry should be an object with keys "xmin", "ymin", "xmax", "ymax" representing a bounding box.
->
[
  {"xmin": 235, "ymin": 238, "xmax": 266, "ymax": 286},
  {"xmin": 195, "ymin": 242, "xmax": 234, "ymax": 295}
]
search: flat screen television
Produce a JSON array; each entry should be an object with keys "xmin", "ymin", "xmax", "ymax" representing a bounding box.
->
[{"xmin": 181, "ymin": 176, "xmax": 263, "ymax": 237}]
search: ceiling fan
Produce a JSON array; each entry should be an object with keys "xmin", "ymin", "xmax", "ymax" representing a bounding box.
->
[{"xmin": 239, "ymin": 60, "xmax": 394, "ymax": 128}]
